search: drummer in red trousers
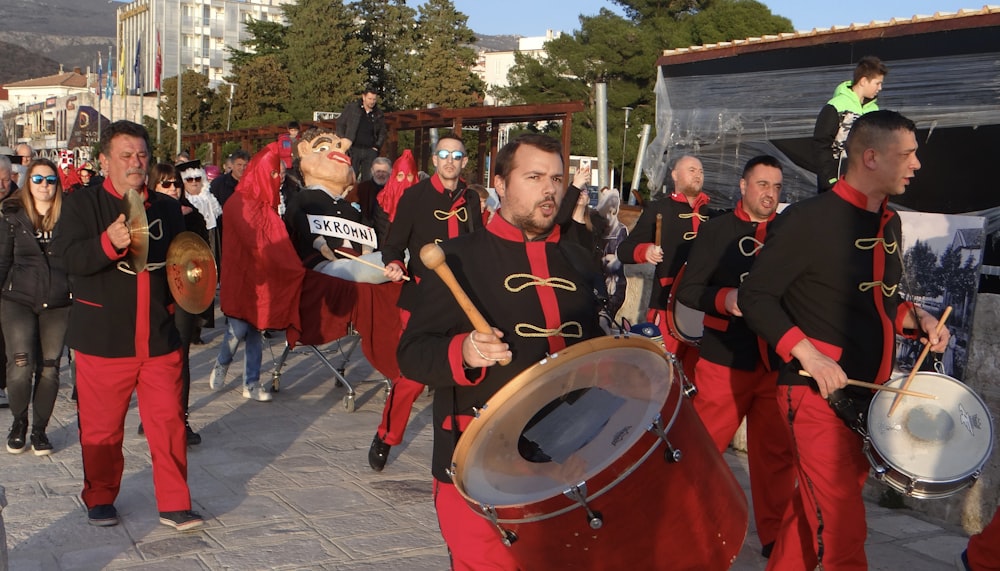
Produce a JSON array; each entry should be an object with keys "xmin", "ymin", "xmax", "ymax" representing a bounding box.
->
[
  {"xmin": 395, "ymin": 134, "xmax": 603, "ymax": 570},
  {"xmin": 959, "ymin": 506, "xmax": 1000, "ymax": 570},
  {"xmin": 616, "ymin": 155, "xmax": 713, "ymax": 381},
  {"xmin": 739, "ymin": 110, "xmax": 948, "ymax": 570},
  {"xmin": 676, "ymin": 155, "xmax": 795, "ymax": 558}
]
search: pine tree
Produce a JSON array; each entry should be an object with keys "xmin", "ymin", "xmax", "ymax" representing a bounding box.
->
[
  {"xmin": 228, "ymin": 54, "xmax": 293, "ymax": 128},
  {"xmin": 404, "ymin": 0, "xmax": 485, "ymax": 110},
  {"xmin": 353, "ymin": 0, "xmax": 418, "ymax": 111},
  {"xmin": 282, "ymin": 0, "xmax": 369, "ymax": 121}
]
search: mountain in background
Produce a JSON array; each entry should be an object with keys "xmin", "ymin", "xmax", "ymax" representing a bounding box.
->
[{"xmin": 0, "ymin": 0, "xmax": 524, "ymax": 86}]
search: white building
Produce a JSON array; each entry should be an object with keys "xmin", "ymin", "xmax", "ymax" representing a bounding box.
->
[
  {"xmin": 474, "ymin": 30, "xmax": 560, "ymax": 106},
  {"xmin": 117, "ymin": 0, "xmax": 294, "ymax": 91}
]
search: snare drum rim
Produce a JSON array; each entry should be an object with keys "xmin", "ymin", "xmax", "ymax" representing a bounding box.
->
[
  {"xmin": 665, "ymin": 264, "xmax": 703, "ymax": 345},
  {"xmin": 451, "ymin": 336, "xmax": 672, "ymax": 514},
  {"xmin": 867, "ymin": 372, "xmax": 994, "ymax": 487}
]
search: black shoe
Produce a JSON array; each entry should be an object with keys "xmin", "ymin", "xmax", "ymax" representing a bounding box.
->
[
  {"xmin": 761, "ymin": 541, "xmax": 775, "ymax": 558},
  {"xmin": 368, "ymin": 434, "xmax": 391, "ymax": 472},
  {"xmin": 185, "ymin": 422, "xmax": 202, "ymax": 446},
  {"xmin": 6, "ymin": 418, "xmax": 28, "ymax": 454},
  {"xmin": 31, "ymin": 427, "xmax": 53, "ymax": 456},
  {"xmin": 88, "ymin": 504, "xmax": 119, "ymax": 526},
  {"xmin": 159, "ymin": 510, "xmax": 204, "ymax": 531}
]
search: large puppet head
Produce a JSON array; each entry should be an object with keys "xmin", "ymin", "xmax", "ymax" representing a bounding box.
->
[{"xmin": 294, "ymin": 127, "xmax": 354, "ymax": 197}]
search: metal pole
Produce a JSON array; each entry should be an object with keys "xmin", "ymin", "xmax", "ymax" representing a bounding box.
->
[
  {"xmin": 629, "ymin": 124, "xmax": 652, "ymax": 205},
  {"xmin": 595, "ymin": 82, "xmax": 608, "ymax": 188},
  {"xmin": 621, "ymin": 106, "xmax": 632, "ymax": 189},
  {"xmin": 175, "ymin": 0, "xmax": 182, "ymax": 156},
  {"xmin": 227, "ymin": 83, "xmax": 235, "ymax": 131}
]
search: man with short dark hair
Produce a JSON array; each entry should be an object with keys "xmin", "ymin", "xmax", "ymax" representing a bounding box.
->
[
  {"xmin": 397, "ymin": 133, "xmax": 603, "ymax": 568},
  {"xmin": 677, "ymin": 155, "xmax": 794, "ymax": 559},
  {"xmin": 336, "ymin": 87, "xmax": 386, "ymax": 182},
  {"xmin": 372, "ymin": 134, "xmax": 482, "ymax": 471},
  {"xmin": 813, "ymin": 55, "xmax": 888, "ymax": 192},
  {"xmin": 740, "ymin": 110, "xmax": 948, "ymax": 568},
  {"xmin": 52, "ymin": 120, "xmax": 202, "ymax": 531},
  {"xmin": 210, "ymin": 150, "xmax": 250, "ymax": 207}
]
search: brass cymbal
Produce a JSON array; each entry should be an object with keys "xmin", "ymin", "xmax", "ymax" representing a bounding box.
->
[
  {"xmin": 123, "ymin": 189, "xmax": 149, "ymax": 272},
  {"xmin": 166, "ymin": 232, "xmax": 218, "ymax": 314}
]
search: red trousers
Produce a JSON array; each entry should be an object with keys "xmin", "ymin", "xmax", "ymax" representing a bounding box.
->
[
  {"xmin": 692, "ymin": 359, "xmax": 795, "ymax": 547},
  {"xmin": 646, "ymin": 308, "xmax": 699, "ymax": 384},
  {"xmin": 967, "ymin": 505, "xmax": 1000, "ymax": 570},
  {"xmin": 434, "ymin": 479, "xmax": 521, "ymax": 570},
  {"xmin": 377, "ymin": 308, "xmax": 422, "ymax": 445},
  {"xmin": 767, "ymin": 386, "xmax": 870, "ymax": 571},
  {"xmin": 76, "ymin": 350, "xmax": 191, "ymax": 512}
]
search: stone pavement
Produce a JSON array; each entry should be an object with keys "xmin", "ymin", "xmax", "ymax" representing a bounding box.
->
[{"xmin": 0, "ymin": 328, "xmax": 973, "ymax": 570}]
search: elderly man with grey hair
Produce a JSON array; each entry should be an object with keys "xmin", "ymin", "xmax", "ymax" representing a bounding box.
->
[{"xmin": 14, "ymin": 143, "xmax": 33, "ymax": 166}]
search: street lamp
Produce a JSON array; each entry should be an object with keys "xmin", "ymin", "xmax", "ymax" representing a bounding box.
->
[
  {"xmin": 622, "ymin": 106, "xmax": 633, "ymax": 189},
  {"xmin": 226, "ymin": 82, "xmax": 235, "ymax": 131}
]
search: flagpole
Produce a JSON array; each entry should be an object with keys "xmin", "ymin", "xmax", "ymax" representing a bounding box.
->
[
  {"xmin": 176, "ymin": 0, "xmax": 183, "ymax": 156},
  {"xmin": 138, "ymin": 34, "xmax": 143, "ymax": 127},
  {"xmin": 109, "ymin": 46, "xmax": 115, "ymax": 123},
  {"xmin": 156, "ymin": 25, "xmax": 162, "ymax": 150}
]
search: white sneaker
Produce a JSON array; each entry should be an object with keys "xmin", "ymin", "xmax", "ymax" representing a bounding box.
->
[
  {"xmin": 0, "ymin": 388, "xmax": 8, "ymax": 408},
  {"xmin": 242, "ymin": 384, "xmax": 273, "ymax": 402},
  {"xmin": 209, "ymin": 363, "xmax": 229, "ymax": 390}
]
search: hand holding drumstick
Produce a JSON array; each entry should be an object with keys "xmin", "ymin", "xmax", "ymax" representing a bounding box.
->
[{"xmin": 420, "ymin": 244, "xmax": 512, "ymax": 367}]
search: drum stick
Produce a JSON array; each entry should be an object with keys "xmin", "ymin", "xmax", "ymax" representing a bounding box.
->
[
  {"xmin": 797, "ymin": 371, "xmax": 937, "ymax": 400},
  {"xmin": 336, "ymin": 250, "xmax": 410, "ymax": 281},
  {"xmin": 888, "ymin": 305, "xmax": 952, "ymax": 416},
  {"xmin": 654, "ymin": 213, "xmax": 663, "ymax": 248},
  {"xmin": 420, "ymin": 243, "xmax": 510, "ymax": 366}
]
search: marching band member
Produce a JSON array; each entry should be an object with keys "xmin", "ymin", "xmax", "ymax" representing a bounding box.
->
[
  {"xmin": 51, "ymin": 121, "xmax": 202, "ymax": 531},
  {"xmin": 739, "ymin": 111, "xmax": 948, "ymax": 569},
  {"xmin": 396, "ymin": 134, "xmax": 603, "ymax": 569},
  {"xmin": 373, "ymin": 134, "xmax": 483, "ymax": 471},
  {"xmin": 616, "ymin": 155, "xmax": 712, "ymax": 380},
  {"xmin": 676, "ymin": 155, "xmax": 795, "ymax": 558}
]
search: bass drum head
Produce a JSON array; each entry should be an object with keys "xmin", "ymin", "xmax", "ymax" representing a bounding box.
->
[
  {"xmin": 666, "ymin": 263, "xmax": 704, "ymax": 345},
  {"xmin": 453, "ymin": 336, "xmax": 671, "ymax": 509},
  {"xmin": 868, "ymin": 372, "xmax": 994, "ymax": 484}
]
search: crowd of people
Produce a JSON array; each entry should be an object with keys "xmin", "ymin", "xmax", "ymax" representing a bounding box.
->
[{"xmin": 1, "ymin": 72, "xmax": 998, "ymax": 571}]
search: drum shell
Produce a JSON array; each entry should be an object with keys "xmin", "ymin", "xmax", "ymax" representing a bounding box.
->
[
  {"xmin": 666, "ymin": 264, "xmax": 704, "ymax": 346},
  {"xmin": 453, "ymin": 337, "xmax": 748, "ymax": 570},
  {"xmin": 865, "ymin": 373, "xmax": 994, "ymax": 499}
]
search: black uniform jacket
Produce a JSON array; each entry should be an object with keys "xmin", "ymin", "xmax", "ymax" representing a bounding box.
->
[
  {"xmin": 51, "ymin": 179, "xmax": 185, "ymax": 358},
  {"xmin": 677, "ymin": 203, "xmax": 777, "ymax": 371},
  {"xmin": 397, "ymin": 215, "xmax": 604, "ymax": 483},
  {"xmin": 739, "ymin": 181, "xmax": 915, "ymax": 388},
  {"xmin": 381, "ymin": 174, "xmax": 482, "ymax": 311},
  {"xmin": 0, "ymin": 196, "xmax": 72, "ymax": 312},
  {"xmin": 617, "ymin": 191, "xmax": 713, "ymax": 309}
]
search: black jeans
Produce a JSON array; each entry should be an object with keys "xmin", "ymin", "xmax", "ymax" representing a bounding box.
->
[
  {"xmin": 349, "ymin": 147, "xmax": 379, "ymax": 183},
  {"xmin": 1, "ymin": 301, "xmax": 69, "ymax": 426}
]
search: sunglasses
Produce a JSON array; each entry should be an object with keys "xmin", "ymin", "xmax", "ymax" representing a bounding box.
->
[
  {"xmin": 435, "ymin": 150, "xmax": 465, "ymax": 161},
  {"xmin": 30, "ymin": 174, "xmax": 59, "ymax": 185},
  {"xmin": 160, "ymin": 179, "xmax": 181, "ymax": 188},
  {"xmin": 184, "ymin": 176, "xmax": 203, "ymax": 183}
]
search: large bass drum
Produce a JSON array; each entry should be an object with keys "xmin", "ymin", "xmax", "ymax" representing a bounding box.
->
[
  {"xmin": 865, "ymin": 372, "xmax": 994, "ymax": 499},
  {"xmin": 451, "ymin": 336, "xmax": 748, "ymax": 570}
]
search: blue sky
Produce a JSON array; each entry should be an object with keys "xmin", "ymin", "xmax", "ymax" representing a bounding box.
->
[{"xmin": 449, "ymin": 1, "xmax": 983, "ymax": 37}]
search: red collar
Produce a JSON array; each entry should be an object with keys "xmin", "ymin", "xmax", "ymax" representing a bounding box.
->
[
  {"xmin": 671, "ymin": 191, "xmax": 710, "ymax": 212},
  {"xmin": 487, "ymin": 213, "xmax": 561, "ymax": 243},
  {"xmin": 430, "ymin": 173, "xmax": 465, "ymax": 196},
  {"xmin": 832, "ymin": 179, "xmax": 887, "ymax": 212},
  {"xmin": 733, "ymin": 200, "xmax": 776, "ymax": 223},
  {"xmin": 103, "ymin": 178, "xmax": 148, "ymax": 202}
]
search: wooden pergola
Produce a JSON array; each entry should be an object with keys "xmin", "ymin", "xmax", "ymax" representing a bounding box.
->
[{"xmin": 182, "ymin": 101, "xmax": 586, "ymax": 183}]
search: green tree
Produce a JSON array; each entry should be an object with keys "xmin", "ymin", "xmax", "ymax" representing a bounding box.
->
[
  {"xmin": 282, "ymin": 0, "xmax": 369, "ymax": 120},
  {"xmin": 226, "ymin": 17, "xmax": 287, "ymax": 72},
  {"xmin": 228, "ymin": 54, "xmax": 293, "ymax": 128},
  {"xmin": 353, "ymin": 0, "xmax": 418, "ymax": 111},
  {"xmin": 158, "ymin": 70, "xmax": 226, "ymax": 137},
  {"xmin": 404, "ymin": 0, "xmax": 485, "ymax": 110}
]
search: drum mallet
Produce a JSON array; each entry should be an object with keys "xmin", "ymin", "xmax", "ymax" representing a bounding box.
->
[
  {"xmin": 420, "ymin": 243, "xmax": 511, "ymax": 366},
  {"xmin": 336, "ymin": 250, "xmax": 410, "ymax": 281},
  {"xmin": 654, "ymin": 213, "xmax": 663, "ymax": 248},
  {"xmin": 888, "ymin": 305, "xmax": 952, "ymax": 417}
]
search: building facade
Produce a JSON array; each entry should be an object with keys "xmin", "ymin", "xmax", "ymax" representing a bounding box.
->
[{"xmin": 474, "ymin": 30, "xmax": 560, "ymax": 106}]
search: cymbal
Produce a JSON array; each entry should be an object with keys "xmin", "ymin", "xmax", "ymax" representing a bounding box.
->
[
  {"xmin": 166, "ymin": 232, "xmax": 218, "ymax": 314},
  {"xmin": 123, "ymin": 189, "xmax": 149, "ymax": 272}
]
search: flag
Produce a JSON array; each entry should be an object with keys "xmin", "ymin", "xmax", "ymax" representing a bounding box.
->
[
  {"xmin": 97, "ymin": 51, "xmax": 103, "ymax": 101},
  {"xmin": 134, "ymin": 37, "xmax": 142, "ymax": 93},
  {"xmin": 105, "ymin": 47, "xmax": 114, "ymax": 99},
  {"xmin": 155, "ymin": 30, "xmax": 162, "ymax": 91},
  {"xmin": 118, "ymin": 43, "xmax": 126, "ymax": 96}
]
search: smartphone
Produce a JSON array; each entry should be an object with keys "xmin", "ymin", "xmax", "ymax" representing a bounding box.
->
[{"xmin": 580, "ymin": 159, "xmax": 591, "ymax": 169}]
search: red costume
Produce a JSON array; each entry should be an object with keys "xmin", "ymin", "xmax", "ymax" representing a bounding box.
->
[{"xmin": 963, "ymin": 505, "xmax": 1000, "ymax": 570}]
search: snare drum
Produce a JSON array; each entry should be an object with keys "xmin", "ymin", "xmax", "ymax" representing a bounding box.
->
[
  {"xmin": 865, "ymin": 372, "xmax": 994, "ymax": 499},
  {"xmin": 451, "ymin": 336, "xmax": 748, "ymax": 569},
  {"xmin": 666, "ymin": 264, "xmax": 704, "ymax": 345}
]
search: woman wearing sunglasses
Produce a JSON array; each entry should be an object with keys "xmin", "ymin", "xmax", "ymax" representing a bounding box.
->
[
  {"xmin": 0, "ymin": 159, "xmax": 72, "ymax": 455},
  {"xmin": 149, "ymin": 163, "xmax": 210, "ymax": 445}
]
